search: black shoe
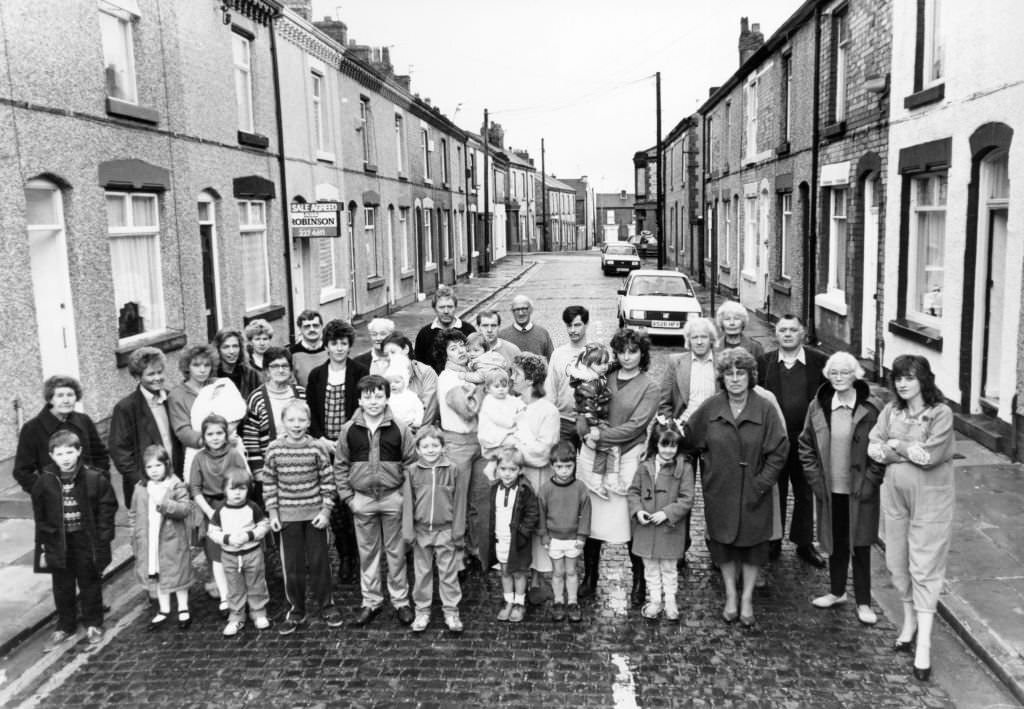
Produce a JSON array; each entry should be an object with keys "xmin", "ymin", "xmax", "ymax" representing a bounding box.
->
[
  {"xmin": 676, "ymin": 556, "xmax": 687, "ymax": 572},
  {"xmin": 578, "ymin": 576, "xmax": 596, "ymax": 600},
  {"xmin": 395, "ymin": 605, "xmax": 415, "ymax": 626},
  {"xmin": 353, "ymin": 606, "xmax": 381, "ymax": 627},
  {"xmin": 147, "ymin": 613, "xmax": 169, "ymax": 632},
  {"xmin": 912, "ymin": 666, "xmax": 931, "ymax": 682},
  {"xmin": 177, "ymin": 611, "xmax": 192, "ymax": 630},
  {"xmin": 769, "ymin": 540, "xmax": 782, "ymax": 561},
  {"xmin": 892, "ymin": 631, "xmax": 917, "ymax": 653},
  {"xmin": 796, "ymin": 545, "xmax": 826, "ymax": 569},
  {"xmin": 630, "ymin": 580, "xmax": 646, "ymax": 609}
]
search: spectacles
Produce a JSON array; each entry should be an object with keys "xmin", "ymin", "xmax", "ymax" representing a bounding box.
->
[
  {"xmin": 511, "ymin": 307, "xmax": 530, "ymax": 312},
  {"xmin": 827, "ymin": 370, "xmax": 854, "ymax": 377},
  {"xmin": 268, "ymin": 363, "xmax": 291, "ymax": 370}
]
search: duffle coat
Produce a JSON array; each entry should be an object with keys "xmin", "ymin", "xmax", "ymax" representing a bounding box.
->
[
  {"xmin": 798, "ymin": 381, "xmax": 884, "ymax": 553},
  {"xmin": 129, "ymin": 477, "xmax": 195, "ymax": 593},
  {"xmin": 684, "ymin": 392, "xmax": 789, "ymax": 547},
  {"xmin": 487, "ymin": 478, "xmax": 539, "ymax": 574},
  {"xmin": 627, "ymin": 456, "xmax": 695, "ymax": 560}
]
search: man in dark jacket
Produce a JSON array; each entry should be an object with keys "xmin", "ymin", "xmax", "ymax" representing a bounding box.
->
[
  {"xmin": 757, "ymin": 314, "xmax": 828, "ymax": 568},
  {"xmin": 108, "ymin": 347, "xmax": 179, "ymax": 505}
]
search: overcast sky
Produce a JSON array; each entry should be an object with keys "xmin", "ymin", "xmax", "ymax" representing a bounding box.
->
[{"xmin": 311, "ymin": 0, "xmax": 799, "ymax": 193}]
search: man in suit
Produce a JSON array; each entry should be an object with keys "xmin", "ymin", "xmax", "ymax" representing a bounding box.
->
[
  {"xmin": 353, "ymin": 318, "xmax": 394, "ymax": 375},
  {"xmin": 108, "ymin": 347, "xmax": 180, "ymax": 506},
  {"xmin": 757, "ymin": 314, "xmax": 828, "ymax": 568}
]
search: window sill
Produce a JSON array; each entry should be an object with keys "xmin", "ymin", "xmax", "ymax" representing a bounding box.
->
[
  {"xmin": 815, "ymin": 290, "xmax": 848, "ymax": 316},
  {"xmin": 424, "ymin": 179, "xmax": 433, "ymax": 187},
  {"xmin": 398, "ymin": 173, "xmax": 408, "ymax": 182},
  {"xmin": 442, "ymin": 182, "xmax": 450, "ymax": 190},
  {"xmin": 822, "ymin": 121, "xmax": 846, "ymax": 139},
  {"xmin": 888, "ymin": 318, "xmax": 942, "ymax": 351},
  {"xmin": 775, "ymin": 141, "xmax": 791, "ymax": 156},
  {"xmin": 771, "ymin": 279, "xmax": 792, "ymax": 296},
  {"xmin": 319, "ymin": 288, "xmax": 346, "ymax": 305},
  {"xmin": 367, "ymin": 276, "xmax": 385, "ymax": 290},
  {"xmin": 424, "ymin": 263, "xmax": 437, "ymax": 272},
  {"xmin": 363, "ymin": 163, "xmax": 378, "ymax": 174},
  {"xmin": 400, "ymin": 270, "xmax": 415, "ymax": 280},
  {"xmin": 244, "ymin": 304, "xmax": 286, "ymax": 324},
  {"xmin": 443, "ymin": 258, "xmax": 454, "ymax": 266},
  {"xmin": 238, "ymin": 130, "xmax": 270, "ymax": 149},
  {"xmin": 106, "ymin": 97, "xmax": 159, "ymax": 125},
  {"xmin": 316, "ymin": 151, "xmax": 336, "ymax": 164},
  {"xmin": 904, "ymin": 83, "xmax": 945, "ymax": 110},
  {"xmin": 741, "ymin": 269, "xmax": 758, "ymax": 283},
  {"xmin": 115, "ymin": 329, "xmax": 187, "ymax": 368},
  {"xmin": 719, "ymin": 264, "xmax": 732, "ymax": 274}
]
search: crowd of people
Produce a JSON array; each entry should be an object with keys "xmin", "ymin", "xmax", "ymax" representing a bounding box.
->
[{"xmin": 15, "ymin": 285, "xmax": 955, "ymax": 682}]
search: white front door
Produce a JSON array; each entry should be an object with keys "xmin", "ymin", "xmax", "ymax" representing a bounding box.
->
[
  {"xmin": 26, "ymin": 180, "xmax": 79, "ymax": 379},
  {"xmin": 861, "ymin": 176, "xmax": 879, "ymax": 360}
]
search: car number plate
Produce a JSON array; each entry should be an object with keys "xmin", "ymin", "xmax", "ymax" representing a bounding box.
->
[{"xmin": 650, "ymin": 321, "xmax": 680, "ymax": 328}]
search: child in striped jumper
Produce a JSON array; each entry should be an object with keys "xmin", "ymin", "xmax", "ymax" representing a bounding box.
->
[{"xmin": 264, "ymin": 400, "xmax": 342, "ymax": 635}]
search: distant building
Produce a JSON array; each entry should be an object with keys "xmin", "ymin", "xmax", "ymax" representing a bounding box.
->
[
  {"xmin": 562, "ymin": 177, "xmax": 597, "ymax": 250},
  {"xmin": 506, "ymin": 149, "xmax": 538, "ymax": 253},
  {"xmin": 535, "ymin": 175, "xmax": 578, "ymax": 251},
  {"xmin": 633, "ymin": 146, "xmax": 658, "ymax": 240},
  {"xmin": 662, "ymin": 115, "xmax": 701, "ymax": 278},
  {"xmin": 596, "ymin": 191, "xmax": 637, "ymax": 243}
]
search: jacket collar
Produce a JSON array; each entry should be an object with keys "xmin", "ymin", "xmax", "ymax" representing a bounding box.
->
[
  {"xmin": 414, "ymin": 454, "xmax": 452, "ymax": 469},
  {"xmin": 706, "ymin": 392, "xmax": 767, "ymax": 426}
]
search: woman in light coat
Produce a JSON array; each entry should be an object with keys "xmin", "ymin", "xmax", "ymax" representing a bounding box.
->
[{"xmin": 798, "ymin": 351, "xmax": 884, "ymax": 626}]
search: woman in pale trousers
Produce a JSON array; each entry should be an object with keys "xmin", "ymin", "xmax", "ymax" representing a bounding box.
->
[{"xmin": 868, "ymin": 354, "xmax": 955, "ymax": 683}]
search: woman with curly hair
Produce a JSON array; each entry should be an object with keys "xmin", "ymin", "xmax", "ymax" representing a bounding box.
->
[
  {"xmin": 868, "ymin": 355, "xmax": 954, "ymax": 683},
  {"xmin": 578, "ymin": 329, "xmax": 660, "ymax": 606}
]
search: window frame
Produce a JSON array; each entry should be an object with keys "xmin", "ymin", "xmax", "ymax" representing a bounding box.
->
[
  {"xmin": 745, "ymin": 78, "xmax": 758, "ymax": 160},
  {"xmin": 232, "ymin": 32, "xmax": 254, "ymax": 133},
  {"xmin": 827, "ymin": 188, "xmax": 848, "ymax": 293},
  {"xmin": 781, "ymin": 53, "xmax": 793, "ymax": 143},
  {"xmin": 394, "ymin": 113, "xmax": 405, "ymax": 176},
  {"xmin": 440, "ymin": 138, "xmax": 450, "ymax": 186},
  {"xmin": 99, "ymin": 1, "xmax": 138, "ymax": 104},
  {"xmin": 311, "ymin": 70, "xmax": 328, "ymax": 155},
  {"xmin": 920, "ymin": 0, "xmax": 943, "ymax": 89},
  {"xmin": 399, "ymin": 207, "xmax": 412, "ymax": 273},
  {"xmin": 106, "ymin": 190, "xmax": 165, "ymax": 341},
  {"xmin": 421, "ymin": 128, "xmax": 432, "ymax": 182},
  {"xmin": 422, "ymin": 208, "xmax": 434, "ymax": 266},
  {"xmin": 832, "ymin": 7, "xmax": 849, "ymax": 123},
  {"xmin": 906, "ymin": 172, "xmax": 947, "ymax": 324},
  {"xmin": 779, "ymin": 192, "xmax": 793, "ymax": 279},
  {"xmin": 238, "ymin": 199, "xmax": 271, "ymax": 311},
  {"xmin": 364, "ymin": 206, "xmax": 380, "ymax": 278}
]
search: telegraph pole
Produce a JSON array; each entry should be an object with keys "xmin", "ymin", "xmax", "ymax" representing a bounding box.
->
[
  {"xmin": 656, "ymin": 71, "xmax": 664, "ymax": 270},
  {"xmin": 483, "ymin": 108, "xmax": 490, "ymax": 272},
  {"xmin": 541, "ymin": 138, "xmax": 548, "ymax": 252}
]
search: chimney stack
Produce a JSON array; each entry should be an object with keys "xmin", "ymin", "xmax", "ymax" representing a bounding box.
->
[
  {"xmin": 314, "ymin": 16, "xmax": 348, "ymax": 47},
  {"xmin": 738, "ymin": 16, "xmax": 764, "ymax": 66},
  {"xmin": 282, "ymin": 0, "xmax": 311, "ymax": 21}
]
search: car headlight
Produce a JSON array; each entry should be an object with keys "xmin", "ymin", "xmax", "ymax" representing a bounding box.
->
[
  {"xmin": 629, "ymin": 310, "xmax": 645, "ymax": 319},
  {"xmin": 686, "ymin": 312, "xmax": 700, "ymax": 321}
]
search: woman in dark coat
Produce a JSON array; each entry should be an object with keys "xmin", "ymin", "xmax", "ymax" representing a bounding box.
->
[
  {"xmin": 684, "ymin": 347, "xmax": 789, "ymax": 627},
  {"xmin": 799, "ymin": 351, "xmax": 884, "ymax": 626},
  {"xmin": 14, "ymin": 376, "xmax": 109, "ymax": 494}
]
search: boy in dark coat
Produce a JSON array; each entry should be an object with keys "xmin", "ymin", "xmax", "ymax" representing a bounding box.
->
[
  {"xmin": 32, "ymin": 430, "xmax": 118, "ymax": 651},
  {"xmin": 488, "ymin": 447, "xmax": 539, "ymax": 623}
]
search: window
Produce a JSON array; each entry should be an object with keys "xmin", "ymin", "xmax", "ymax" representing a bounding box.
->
[
  {"xmin": 106, "ymin": 192, "xmax": 164, "ymax": 339},
  {"xmin": 606, "ymin": 210, "xmax": 615, "ymax": 225},
  {"xmin": 455, "ymin": 212, "xmax": 463, "ymax": 260},
  {"xmin": 441, "ymin": 209, "xmax": 450, "ymax": 260},
  {"xmin": 469, "ymin": 151, "xmax": 478, "ymax": 188},
  {"xmin": 707, "ymin": 117, "xmax": 715, "ymax": 172},
  {"xmin": 908, "ymin": 173, "xmax": 947, "ymax": 320},
  {"xmin": 744, "ymin": 195, "xmax": 758, "ymax": 274},
  {"xmin": 421, "ymin": 128, "xmax": 432, "ymax": 181},
  {"xmin": 441, "ymin": 139, "xmax": 450, "ymax": 185},
  {"xmin": 318, "ymin": 236, "xmax": 339, "ymax": 296},
  {"xmin": 827, "ymin": 189, "xmax": 848, "ymax": 292},
  {"xmin": 232, "ymin": 33, "xmax": 254, "ymax": 132},
  {"xmin": 422, "ymin": 209, "xmax": 434, "ymax": 264},
  {"xmin": 721, "ymin": 198, "xmax": 732, "ymax": 266},
  {"xmin": 359, "ymin": 97, "xmax": 375, "ymax": 168},
  {"xmin": 832, "ymin": 8, "xmax": 849, "ymax": 122},
  {"xmin": 395, "ymin": 114, "xmax": 405, "ymax": 175},
  {"xmin": 780, "ymin": 192, "xmax": 793, "ymax": 278},
  {"xmin": 365, "ymin": 207, "xmax": 379, "ymax": 277},
  {"xmin": 399, "ymin": 207, "xmax": 411, "ymax": 271},
  {"xmin": 724, "ymin": 102, "xmax": 731, "ymax": 167},
  {"xmin": 920, "ymin": 0, "xmax": 943, "ymax": 88},
  {"xmin": 99, "ymin": 1, "xmax": 138, "ymax": 103},
  {"xmin": 238, "ymin": 200, "xmax": 269, "ymax": 310},
  {"xmin": 456, "ymin": 146, "xmax": 463, "ymax": 190},
  {"xmin": 311, "ymin": 71, "xmax": 325, "ymax": 153},
  {"xmin": 782, "ymin": 54, "xmax": 792, "ymax": 142},
  {"xmin": 745, "ymin": 79, "xmax": 758, "ymax": 159}
]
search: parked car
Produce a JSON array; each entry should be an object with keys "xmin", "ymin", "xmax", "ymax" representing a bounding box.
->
[
  {"xmin": 616, "ymin": 269, "xmax": 701, "ymax": 336},
  {"xmin": 630, "ymin": 232, "xmax": 658, "ymax": 257},
  {"xmin": 601, "ymin": 243, "xmax": 641, "ymax": 276}
]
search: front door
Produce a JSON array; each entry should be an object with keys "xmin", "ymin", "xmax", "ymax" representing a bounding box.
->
[
  {"xmin": 198, "ymin": 197, "xmax": 220, "ymax": 341},
  {"xmin": 26, "ymin": 180, "xmax": 79, "ymax": 379},
  {"xmin": 981, "ymin": 207, "xmax": 1008, "ymax": 403}
]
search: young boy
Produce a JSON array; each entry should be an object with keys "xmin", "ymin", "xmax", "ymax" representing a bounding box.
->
[
  {"xmin": 488, "ymin": 447, "xmax": 539, "ymax": 623},
  {"xmin": 32, "ymin": 430, "xmax": 118, "ymax": 650},
  {"xmin": 208, "ymin": 468, "xmax": 271, "ymax": 636},
  {"xmin": 538, "ymin": 440, "xmax": 591, "ymax": 623},
  {"xmin": 335, "ymin": 374, "xmax": 417, "ymax": 627},
  {"xmin": 264, "ymin": 400, "xmax": 341, "ymax": 635},
  {"xmin": 401, "ymin": 426, "xmax": 469, "ymax": 633}
]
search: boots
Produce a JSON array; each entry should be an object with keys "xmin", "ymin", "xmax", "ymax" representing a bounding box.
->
[
  {"xmin": 629, "ymin": 547, "xmax": 646, "ymax": 609},
  {"xmin": 578, "ymin": 538, "xmax": 602, "ymax": 600}
]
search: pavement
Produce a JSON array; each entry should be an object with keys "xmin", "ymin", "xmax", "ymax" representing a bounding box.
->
[{"xmin": 0, "ymin": 252, "xmax": 1022, "ymax": 706}]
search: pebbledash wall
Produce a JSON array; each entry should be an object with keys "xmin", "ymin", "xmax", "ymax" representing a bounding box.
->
[
  {"xmin": 0, "ymin": 0, "xmax": 285, "ymax": 483},
  {"xmin": 880, "ymin": 0, "xmax": 1024, "ymax": 451}
]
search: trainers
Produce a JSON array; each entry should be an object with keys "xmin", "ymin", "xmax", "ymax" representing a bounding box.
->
[
  {"xmin": 509, "ymin": 603, "xmax": 526, "ymax": 623},
  {"xmin": 664, "ymin": 604, "xmax": 680, "ymax": 622},
  {"xmin": 550, "ymin": 602, "xmax": 566, "ymax": 622},
  {"xmin": 812, "ymin": 592, "xmax": 848, "ymax": 609},
  {"xmin": 566, "ymin": 603, "xmax": 583, "ymax": 623},
  {"xmin": 86, "ymin": 626, "xmax": 103, "ymax": 646},
  {"xmin": 222, "ymin": 620, "xmax": 244, "ymax": 637},
  {"xmin": 322, "ymin": 607, "xmax": 344, "ymax": 628},
  {"xmin": 857, "ymin": 605, "xmax": 878, "ymax": 625},
  {"xmin": 218, "ymin": 600, "xmax": 230, "ymax": 616},
  {"xmin": 278, "ymin": 614, "xmax": 305, "ymax": 636},
  {"xmin": 444, "ymin": 611, "xmax": 464, "ymax": 633},
  {"xmin": 44, "ymin": 629, "xmax": 72, "ymax": 652},
  {"xmin": 642, "ymin": 602, "xmax": 662, "ymax": 619},
  {"xmin": 411, "ymin": 612, "xmax": 430, "ymax": 632},
  {"xmin": 496, "ymin": 602, "xmax": 513, "ymax": 622},
  {"xmin": 253, "ymin": 616, "xmax": 271, "ymax": 630}
]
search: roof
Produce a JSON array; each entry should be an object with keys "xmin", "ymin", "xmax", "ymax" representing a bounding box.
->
[
  {"xmin": 534, "ymin": 174, "xmax": 575, "ymax": 192},
  {"xmin": 596, "ymin": 192, "xmax": 635, "ymax": 208}
]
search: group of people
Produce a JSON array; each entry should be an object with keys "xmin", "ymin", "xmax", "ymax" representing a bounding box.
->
[{"xmin": 15, "ymin": 286, "xmax": 955, "ymax": 682}]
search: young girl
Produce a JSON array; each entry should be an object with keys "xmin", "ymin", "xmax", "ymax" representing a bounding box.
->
[
  {"xmin": 569, "ymin": 343, "xmax": 619, "ymax": 498},
  {"xmin": 384, "ymin": 356, "xmax": 425, "ymax": 430},
  {"xmin": 189, "ymin": 414, "xmax": 250, "ymax": 613},
  {"xmin": 130, "ymin": 444, "xmax": 194, "ymax": 631},
  {"xmin": 487, "ymin": 447, "xmax": 539, "ymax": 623},
  {"xmin": 476, "ymin": 369, "xmax": 526, "ymax": 478},
  {"xmin": 538, "ymin": 441, "xmax": 591, "ymax": 623},
  {"xmin": 208, "ymin": 468, "xmax": 271, "ymax": 636},
  {"xmin": 627, "ymin": 428, "xmax": 694, "ymax": 621}
]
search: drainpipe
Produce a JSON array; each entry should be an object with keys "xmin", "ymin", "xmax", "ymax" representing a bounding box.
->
[
  {"xmin": 269, "ymin": 13, "xmax": 296, "ymax": 343},
  {"xmin": 807, "ymin": 5, "xmax": 822, "ymax": 343}
]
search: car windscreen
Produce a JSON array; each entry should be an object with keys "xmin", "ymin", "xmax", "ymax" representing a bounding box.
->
[
  {"xmin": 629, "ymin": 276, "xmax": 694, "ymax": 297},
  {"xmin": 606, "ymin": 245, "xmax": 635, "ymax": 255}
]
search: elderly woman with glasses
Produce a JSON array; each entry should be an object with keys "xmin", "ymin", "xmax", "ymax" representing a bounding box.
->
[
  {"xmin": 684, "ymin": 347, "xmax": 788, "ymax": 627},
  {"xmin": 798, "ymin": 351, "xmax": 884, "ymax": 626}
]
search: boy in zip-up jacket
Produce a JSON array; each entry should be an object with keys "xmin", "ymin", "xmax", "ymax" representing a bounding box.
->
[
  {"xmin": 401, "ymin": 426, "xmax": 470, "ymax": 633},
  {"xmin": 335, "ymin": 375, "xmax": 417, "ymax": 627}
]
